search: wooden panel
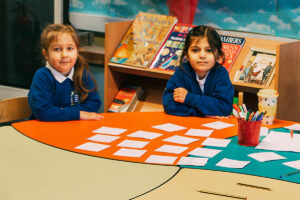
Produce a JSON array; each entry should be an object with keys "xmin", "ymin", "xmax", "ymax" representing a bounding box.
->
[{"xmin": 277, "ymin": 40, "xmax": 300, "ymax": 122}]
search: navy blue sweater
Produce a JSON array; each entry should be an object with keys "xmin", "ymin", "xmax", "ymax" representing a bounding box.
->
[
  {"xmin": 162, "ymin": 62, "xmax": 234, "ymax": 117},
  {"xmin": 28, "ymin": 67, "xmax": 101, "ymax": 121}
]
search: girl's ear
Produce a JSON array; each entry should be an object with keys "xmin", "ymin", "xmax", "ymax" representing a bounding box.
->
[{"xmin": 42, "ymin": 49, "xmax": 48, "ymax": 60}]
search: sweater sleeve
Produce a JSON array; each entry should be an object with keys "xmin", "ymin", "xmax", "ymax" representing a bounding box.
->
[
  {"xmin": 28, "ymin": 69, "xmax": 80, "ymax": 121},
  {"xmin": 162, "ymin": 69, "xmax": 201, "ymax": 116},
  {"xmin": 184, "ymin": 67, "xmax": 234, "ymax": 116}
]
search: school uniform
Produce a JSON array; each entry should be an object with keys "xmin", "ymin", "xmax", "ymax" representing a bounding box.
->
[
  {"xmin": 162, "ymin": 62, "xmax": 234, "ymax": 117},
  {"xmin": 28, "ymin": 64, "xmax": 101, "ymax": 121}
]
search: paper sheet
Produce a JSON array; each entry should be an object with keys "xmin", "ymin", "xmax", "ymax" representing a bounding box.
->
[
  {"xmin": 117, "ymin": 139, "xmax": 149, "ymax": 148},
  {"xmin": 216, "ymin": 158, "xmax": 250, "ymax": 169},
  {"xmin": 201, "ymin": 138, "xmax": 231, "ymax": 147},
  {"xmin": 282, "ymin": 160, "xmax": 300, "ymax": 170},
  {"xmin": 163, "ymin": 135, "xmax": 199, "ymax": 145},
  {"xmin": 248, "ymin": 152, "xmax": 286, "ymax": 162},
  {"xmin": 185, "ymin": 129, "xmax": 214, "ymax": 137},
  {"xmin": 75, "ymin": 142, "xmax": 110, "ymax": 152},
  {"xmin": 201, "ymin": 121, "xmax": 234, "ymax": 130},
  {"xmin": 155, "ymin": 144, "xmax": 188, "ymax": 154},
  {"xmin": 260, "ymin": 127, "xmax": 269, "ymax": 136},
  {"xmin": 88, "ymin": 134, "xmax": 119, "ymax": 143},
  {"xmin": 188, "ymin": 147, "xmax": 222, "ymax": 158},
  {"xmin": 256, "ymin": 131, "xmax": 300, "ymax": 152},
  {"xmin": 145, "ymin": 155, "xmax": 177, "ymax": 164},
  {"xmin": 127, "ymin": 130, "xmax": 162, "ymax": 140},
  {"xmin": 92, "ymin": 126, "xmax": 127, "ymax": 135},
  {"xmin": 152, "ymin": 123, "xmax": 186, "ymax": 132},
  {"xmin": 177, "ymin": 157, "xmax": 209, "ymax": 166},
  {"xmin": 285, "ymin": 124, "xmax": 300, "ymax": 131},
  {"xmin": 113, "ymin": 148, "xmax": 146, "ymax": 157}
]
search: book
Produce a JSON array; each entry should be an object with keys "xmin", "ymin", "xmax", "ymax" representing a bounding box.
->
[
  {"xmin": 110, "ymin": 12, "xmax": 177, "ymax": 68},
  {"xmin": 234, "ymin": 47, "xmax": 276, "ymax": 87},
  {"xmin": 149, "ymin": 24, "xmax": 195, "ymax": 71},
  {"xmin": 108, "ymin": 84, "xmax": 143, "ymax": 113},
  {"xmin": 220, "ymin": 35, "xmax": 245, "ymax": 72}
]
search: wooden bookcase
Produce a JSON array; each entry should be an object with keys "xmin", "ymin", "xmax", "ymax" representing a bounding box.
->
[
  {"xmin": 277, "ymin": 40, "xmax": 300, "ymax": 122},
  {"xmin": 104, "ymin": 20, "xmax": 287, "ymax": 114}
]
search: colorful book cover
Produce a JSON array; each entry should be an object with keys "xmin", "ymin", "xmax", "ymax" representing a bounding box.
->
[
  {"xmin": 220, "ymin": 35, "xmax": 246, "ymax": 72},
  {"xmin": 234, "ymin": 47, "xmax": 276, "ymax": 86},
  {"xmin": 149, "ymin": 24, "xmax": 195, "ymax": 71},
  {"xmin": 110, "ymin": 12, "xmax": 177, "ymax": 68},
  {"xmin": 108, "ymin": 84, "xmax": 142, "ymax": 113}
]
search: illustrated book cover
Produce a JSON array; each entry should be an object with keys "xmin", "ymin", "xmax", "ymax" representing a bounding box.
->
[
  {"xmin": 220, "ymin": 35, "xmax": 246, "ymax": 72},
  {"xmin": 149, "ymin": 24, "xmax": 195, "ymax": 71},
  {"xmin": 110, "ymin": 12, "xmax": 177, "ymax": 68},
  {"xmin": 108, "ymin": 84, "xmax": 143, "ymax": 113},
  {"xmin": 233, "ymin": 47, "xmax": 276, "ymax": 86}
]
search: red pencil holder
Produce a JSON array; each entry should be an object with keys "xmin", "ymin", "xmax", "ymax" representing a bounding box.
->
[{"xmin": 237, "ymin": 118, "xmax": 262, "ymax": 146}]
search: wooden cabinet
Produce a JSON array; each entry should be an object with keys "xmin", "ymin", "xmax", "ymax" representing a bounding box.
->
[{"xmin": 104, "ymin": 20, "xmax": 291, "ymax": 117}]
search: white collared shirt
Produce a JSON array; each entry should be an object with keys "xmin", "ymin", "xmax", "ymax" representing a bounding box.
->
[
  {"xmin": 45, "ymin": 61, "xmax": 74, "ymax": 83},
  {"xmin": 196, "ymin": 71, "xmax": 209, "ymax": 93}
]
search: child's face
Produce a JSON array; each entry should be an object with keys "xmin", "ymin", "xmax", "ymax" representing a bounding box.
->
[
  {"xmin": 187, "ymin": 37, "xmax": 216, "ymax": 78},
  {"xmin": 43, "ymin": 33, "xmax": 78, "ymax": 76}
]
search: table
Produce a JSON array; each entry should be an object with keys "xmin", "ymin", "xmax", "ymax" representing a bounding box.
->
[{"xmin": 2, "ymin": 112, "xmax": 300, "ymax": 199}]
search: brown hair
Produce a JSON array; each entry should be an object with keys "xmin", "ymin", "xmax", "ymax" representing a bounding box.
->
[
  {"xmin": 180, "ymin": 25, "xmax": 225, "ymax": 70},
  {"xmin": 40, "ymin": 24, "xmax": 97, "ymax": 102}
]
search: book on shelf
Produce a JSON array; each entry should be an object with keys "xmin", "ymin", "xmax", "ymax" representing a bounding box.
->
[
  {"xmin": 110, "ymin": 12, "xmax": 178, "ymax": 68},
  {"xmin": 220, "ymin": 35, "xmax": 245, "ymax": 72},
  {"xmin": 108, "ymin": 84, "xmax": 143, "ymax": 113},
  {"xmin": 149, "ymin": 24, "xmax": 195, "ymax": 71},
  {"xmin": 233, "ymin": 47, "xmax": 276, "ymax": 87}
]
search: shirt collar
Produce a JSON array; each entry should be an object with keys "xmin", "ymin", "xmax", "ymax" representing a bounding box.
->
[{"xmin": 45, "ymin": 61, "xmax": 74, "ymax": 83}]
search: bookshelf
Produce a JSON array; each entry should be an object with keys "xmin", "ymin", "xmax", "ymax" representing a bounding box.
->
[{"xmin": 104, "ymin": 20, "xmax": 287, "ymax": 114}]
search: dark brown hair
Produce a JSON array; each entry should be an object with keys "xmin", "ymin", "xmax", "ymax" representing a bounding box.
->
[
  {"xmin": 40, "ymin": 24, "xmax": 97, "ymax": 102},
  {"xmin": 180, "ymin": 25, "xmax": 225, "ymax": 69}
]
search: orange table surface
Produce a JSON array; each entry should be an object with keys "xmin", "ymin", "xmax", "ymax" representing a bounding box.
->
[{"xmin": 12, "ymin": 112, "xmax": 294, "ymax": 166}]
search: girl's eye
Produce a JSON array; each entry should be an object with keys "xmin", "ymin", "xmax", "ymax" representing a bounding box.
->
[
  {"xmin": 206, "ymin": 49, "xmax": 213, "ymax": 52},
  {"xmin": 53, "ymin": 47, "xmax": 61, "ymax": 51},
  {"xmin": 192, "ymin": 49, "xmax": 199, "ymax": 53},
  {"xmin": 67, "ymin": 47, "xmax": 75, "ymax": 51}
]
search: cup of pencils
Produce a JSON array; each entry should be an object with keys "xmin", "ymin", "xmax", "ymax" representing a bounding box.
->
[{"xmin": 233, "ymin": 104, "xmax": 263, "ymax": 146}]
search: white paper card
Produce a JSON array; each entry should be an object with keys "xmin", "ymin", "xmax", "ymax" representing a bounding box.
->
[
  {"xmin": 155, "ymin": 145, "xmax": 188, "ymax": 154},
  {"xmin": 152, "ymin": 123, "xmax": 186, "ymax": 132},
  {"xmin": 113, "ymin": 148, "xmax": 146, "ymax": 157},
  {"xmin": 248, "ymin": 152, "xmax": 286, "ymax": 162},
  {"xmin": 216, "ymin": 158, "xmax": 250, "ymax": 169},
  {"xmin": 201, "ymin": 121, "xmax": 234, "ymax": 130},
  {"xmin": 163, "ymin": 135, "xmax": 199, "ymax": 145},
  {"xmin": 285, "ymin": 124, "xmax": 300, "ymax": 131},
  {"xmin": 188, "ymin": 147, "xmax": 222, "ymax": 158},
  {"xmin": 282, "ymin": 160, "xmax": 300, "ymax": 170},
  {"xmin": 88, "ymin": 134, "xmax": 119, "ymax": 143},
  {"xmin": 75, "ymin": 142, "xmax": 110, "ymax": 152},
  {"xmin": 177, "ymin": 157, "xmax": 209, "ymax": 166},
  {"xmin": 145, "ymin": 155, "xmax": 177, "ymax": 164},
  {"xmin": 201, "ymin": 138, "xmax": 231, "ymax": 147},
  {"xmin": 127, "ymin": 130, "xmax": 162, "ymax": 140},
  {"xmin": 92, "ymin": 126, "xmax": 127, "ymax": 135},
  {"xmin": 256, "ymin": 131, "xmax": 300, "ymax": 152},
  {"xmin": 260, "ymin": 127, "xmax": 269, "ymax": 136},
  {"xmin": 185, "ymin": 129, "xmax": 214, "ymax": 137},
  {"xmin": 117, "ymin": 139, "xmax": 149, "ymax": 148}
]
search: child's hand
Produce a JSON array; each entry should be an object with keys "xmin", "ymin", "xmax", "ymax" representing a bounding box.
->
[
  {"xmin": 173, "ymin": 87, "xmax": 188, "ymax": 103},
  {"xmin": 80, "ymin": 111, "xmax": 104, "ymax": 120}
]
